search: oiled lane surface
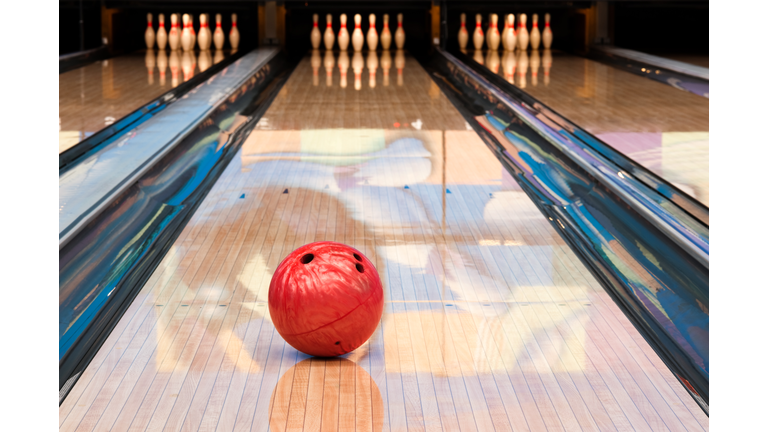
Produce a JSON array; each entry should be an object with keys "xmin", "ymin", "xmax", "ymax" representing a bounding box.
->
[
  {"xmin": 60, "ymin": 51, "xmax": 708, "ymax": 431},
  {"xmin": 59, "ymin": 49, "xmax": 232, "ymax": 153},
  {"xmin": 476, "ymin": 49, "xmax": 709, "ymax": 207}
]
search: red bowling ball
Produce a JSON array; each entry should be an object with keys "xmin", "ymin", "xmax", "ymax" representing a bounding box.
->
[{"xmin": 268, "ymin": 241, "xmax": 384, "ymax": 357}]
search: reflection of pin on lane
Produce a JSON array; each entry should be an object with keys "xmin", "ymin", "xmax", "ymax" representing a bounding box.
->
[
  {"xmin": 145, "ymin": 49, "xmax": 155, "ymax": 84},
  {"xmin": 157, "ymin": 49, "xmax": 167, "ymax": 85},
  {"xmin": 367, "ymin": 51, "xmax": 378, "ymax": 88},
  {"xmin": 380, "ymin": 49, "xmax": 392, "ymax": 86},
  {"xmin": 269, "ymin": 358, "xmax": 384, "ymax": 432},
  {"xmin": 530, "ymin": 49, "xmax": 540, "ymax": 86},
  {"xmin": 543, "ymin": 49, "xmax": 552, "ymax": 85},
  {"xmin": 395, "ymin": 49, "xmax": 405, "ymax": 86},
  {"xmin": 338, "ymin": 51, "xmax": 349, "ymax": 88},
  {"xmin": 324, "ymin": 50, "xmax": 335, "ymax": 87},
  {"xmin": 311, "ymin": 49, "xmax": 321, "ymax": 86},
  {"xmin": 352, "ymin": 51, "xmax": 364, "ymax": 90}
]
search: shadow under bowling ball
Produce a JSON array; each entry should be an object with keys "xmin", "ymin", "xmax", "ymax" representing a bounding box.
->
[{"xmin": 269, "ymin": 357, "xmax": 384, "ymax": 431}]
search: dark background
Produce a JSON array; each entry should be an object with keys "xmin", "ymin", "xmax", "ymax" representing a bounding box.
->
[{"xmin": 59, "ymin": 1, "xmax": 709, "ymax": 57}]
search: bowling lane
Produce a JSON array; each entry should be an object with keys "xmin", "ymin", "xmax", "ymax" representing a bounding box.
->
[
  {"xmin": 59, "ymin": 49, "xmax": 232, "ymax": 153},
  {"xmin": 476, "ymin": 49, "xmax": 709, "ymax": 207},
  {"xmin": 60, "ymin": 51, "xmax": 708, "ymax": 431}
]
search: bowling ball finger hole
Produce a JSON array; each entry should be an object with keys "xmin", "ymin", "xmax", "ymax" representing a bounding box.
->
[
  {"xmin": 355, "ymin": 263, "xmax": 365, "ymax": 273},
  {"xmin": 301, "ymin": 253, "xmax": 314, "ymax": 264},
  {"xmin": 353, "ymin": 253, "xmax": 362, "ymax": 262}
]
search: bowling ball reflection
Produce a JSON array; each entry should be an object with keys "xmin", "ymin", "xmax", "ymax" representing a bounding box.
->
[{"xmin": 269, "ymin": 357, "xmax": 384, "ymax": 431}]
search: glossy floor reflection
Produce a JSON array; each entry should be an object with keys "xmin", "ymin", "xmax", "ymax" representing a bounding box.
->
[
  {"xmin": 59, "ymin": 49, "xmax": 232, "ymax": 154},
  {"xmin": 59, "ymin": 53, "xmax": 708, "ymax": 431},
  {"xmin": 469, "ymin": 49, "xmax": 709, "ymax": 207}
]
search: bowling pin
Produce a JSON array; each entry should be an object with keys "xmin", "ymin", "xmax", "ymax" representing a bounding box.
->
[
  {"xmin": 198, "ymin": 50, "xmax": 212, "ymax": 72},
  {"xmin": 324, "ymin": 50, "xmax": 335, "ymax": 86},
  {"xmin": 503, "ymin": 14, "xmax": 516, "ymax": 51},
  {"xmin": 542, "ymin": 48, "xmax": 552, "ymax": 85},
  {"xmin": 145, "ymin": 49, "xmax": 155, "ymax": 83},
  {"xmin": 213, "ymin": 14, "xmax": 225, "ymax": 50},
  {"xmin": 180, "ymin": 14, "xmax": 192, "ymax": 51},
  {"xmin": 156, "ymin": 14, "xmax": 167, "ymax": 49},
  {"xmin": 338, "ymin": 51, "xmax": 350, "ymax": 88},
  {"xmin": 472, "ymin": 14, "xmax": 484, "ymax": 50},
  {"xmin": 351, "ymin": 14, "xmax": 364, "ymax": 52},
  {"xmin": 169, "ymin": 49, "xmax": 180, "ymax": 87},
  {"xmin": 380, "ymin": 49, "xmax": 392, "ymax": 86},
  {"xmin": 338, "ymin": 14, "xmax": 350, "ymax": 51},
  {"xmin": 517, "ymin": 50, "xmax": 528, "ymax": 88},
  {"xmin": 145, "ymin": 13, "xmax": 155, "ymax": 49},
  {"xmin": 486, "ymin": 49, "xmax": 500, "ymax": 74},
  {"xmin": 381, "ymin": 14, "xmax": 392, "ymax": 50},
  {"xmin": 352, "ymin": 51, "xmax": 364, "ymax": 90},
  {"xmin": 394, "ymin": 13, "xmax": 405, "ymax": 49},
  {"xmin": 311, "ymin": 14, "xmax": 321, "ymax": 49},
  {"xmin": 542, "ymin": 13, "xmax": 553, "ymax": 49},
  {"xmin": 530, "ymin": 14, "xmax": 541, "ymax": 50},
  {"xmin": 367, "ymin": 51, "xmax": 378, "ymax": 88},
  {"xmin": 458, "ymin": 13, "xmax": 468, "ymax": 50},
  {"xmin": 367, "ymin": 14, "xmax": 378, "ymax": 51},
  {"xmin": 198, "ymin": 14, "xmax": 211, "ymax": 50},
  {"xmin": 168, "ymin": 14, "xmax": 180, "ymax": 50},
  {"xmin": 157, "ymin": 49, "xmax": 167, "ymax": 85},
  {"xmin": 311, "ymin": 49, "xmax": 321, "ymax": 86},
  {"xmin": 230, "ymin": 14, "xmax": 240, "ymax": 50},
  {"xmin": 188, "ymin": 14, "xmax": 196, "ymax": 50},
  {"xmin": 530, "ymin": 49, "xmax": 540, "ymax": 85},
  {"xmin": 502, "ymin": 50, "xmax": 516, "ymax": 84},
  {"xmin": 324, "ymin": 14, "xmax": 335, "ymax": 50},
  {"xmin": 518, "ymin": 14, "xmax": 529, "ymax": 51},
  {"xmin": 487, "ymin": 14, "xmax": 500, "ymax": 50},
  {"xmin": 500, "ymin": 14, "xmax": 509, "ymax": 50},
  {"xmin": 395, "ymin": 49, "xmax": 405, "ymax": 86}
]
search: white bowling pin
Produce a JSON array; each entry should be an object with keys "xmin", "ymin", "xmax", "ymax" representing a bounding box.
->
[
  {"xmin": 530, "ymin": 49, "xmax": 540, "ymax": 86},
  {"xmin": 168, "ymin": 14, "xmax": 180, "ymax": 50},
  {"xmin": 381, "ymin": 14, "xmax": 392, "ymax": 50},
  {"xmin": 157, "ymin": 49, "xmax": 167, "ymax": 85},
  {"xmin": 338, "ymin": 51, "xmax": 349, "ymax": 88},
  {"xmin": 530, "ymin": 14, "xmax": 541, "ymax": 50},
  {"xmin": 180, "ymin": 14, "xmax": 192, "ymax": 51},
  {"xmin": 213, "ymin": 14, "xmax": 225, "ymax": 50},
  {"xmin": 458, "ymin": 13, "xmax": 468, "ymax": 50},
  {"xmin": 156, "ymin": 14, "xmax": 167, "ymax": 49},
  {"xmin": 230, "ymin": 14, "xmax": 240, "ymax": 50},
  {"xmin": 145, "ymin": 14, "xmax": 155, "ymax": 49},
  {"xmin": 188, "ymin": 14, "xmax": 196, "ymax": 50},
  {"xmin": 500, "ymin": 14, "xmax": 509, "ymax": 50},
  {"xmin": 542, "ymin": 13, "xmax": 553, "ymax": 49},
  {"xmin": 487, "ymin": 14, "xmax": 500, "ymax": 50},
  {"xmin": 367, "ymin": 51, "xmax": 378, "ymax": 88},
  {"xmin": 394, "ymin": 14, "xmax": 405, "ymax": 49},
  {"xmin": 503, "ymin": 14, "xmax": 516, "ymax": 51},
  {"xmin": 367, "ymin": 14, "xmax": 378, "ymax": 51},
  {"xmin": 352, "ymin": 51, "xmax": 364, "ymax": 90},
  {"xmin": 198, "ymin": 14, "xmax": 211, "ymax": 50},
  {"xmin": 145, "ymin": 49, "xmax": 155, "ymax": 83},
  {"xmin": 338, "ymin": 14, "xmax": 350, "ymax": 50},
  {"xmin": 395, "ymin": 49, "xmax": 405, "ymax": 85},
  {"xmin": 324, "ymin": 50, "xmax": 335, "ymax": 86},
  {"xmin": 380, "ymin": 49, "xmax": 392, "ymax": 86},
  {"xmin": 311, "ymin": 49, "xmax": 321, "ymax": 86},
  {"xmin": 472, "ymin": 14, "xmax": 484, "ymax": 50},
  {"xmin": 311, "ymin": 14, "xmax": 321, "ymax": 48},
  {"xmin": 517, "ymin": 14, "xmax": 529, "ymax": 51},
  {"xmin": 351, "ymin": 14, "xmax": 364, "ymax": 51},
  {"xmin": 324, "ymin": 14, "xmax": 335, "ymax": 49}
]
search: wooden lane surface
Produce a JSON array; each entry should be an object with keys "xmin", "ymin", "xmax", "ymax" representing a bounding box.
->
[
  {"xmin": 60, "ymin": 54, "xmax": 708, "ymax": 431},
  {"xmin": 486, "ymin": 50, "xmax": 709, "ymax": 206},
  {"xmin": 59, "ymin": 50, "xmax": 231, "ymax": 154}
]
